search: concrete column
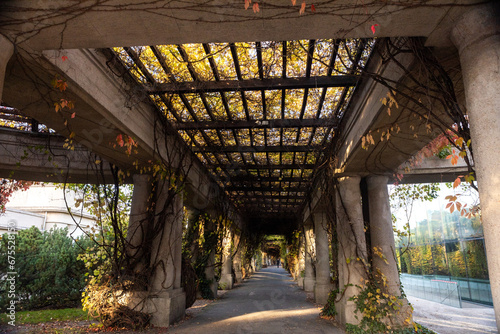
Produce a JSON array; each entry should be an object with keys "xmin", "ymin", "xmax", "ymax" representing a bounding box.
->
[
  {"xmin": 0, "ymin": 34, "xmax": 14, "ymax": 103},
  {"xmin": 313, "ymin": 211, "xmax": 333, "ymax": 305},
  {"xmin": 451, "ymin": 4, "xmax": 500, "ymax": 331},
  {"xmin": 126, "ymin": 174, "xmax": 152, "ymax": 279},
  {"xmin": 335, "ymin": 176, "xmax": 368, "ymax": 326},
  {"xmin": 203, "ymin": 212, "xmax": 218, "ymax": 299},
  {"xmin": 147, "ymin": 180, "xmax": 185, "ymax": 327},
  {"xmin": 303, "ymin": 221, "xmax": 316, "ymax": 292},
  {"xmin": 233, "ymin": 232, "xmax": 243, "ymax": 283},
  {"xmin": 219, "ymin": 229, "xmax": 233, "ymax": 290},
  {"xmin": 367, "ymin": 175, "xmax": 412, "ymax": 324},
  {"xmin": 297, "ymin": 232, "xmax": 306, "ymax": 288}
]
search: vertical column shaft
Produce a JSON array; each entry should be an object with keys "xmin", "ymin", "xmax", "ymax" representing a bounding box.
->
[
  {"xmin": 126, "ymin": 174, "xmax": 152, "ymax": 278},
  {"xmin": 219, "ymin": 229, "xmax": 234, "ymax": 290},
  {"xmin": 451, "ymin": 4, "xmax": 500, "ymax": 331},
  {"xmin": 313, "ymin": 211, "xmax": 333, "ymax": 305},
  {"xmin": 336, "ymin": 176, "xmax": 368, "ymax": 326},
  {"xmin": 0, "ymin": 35, "xmax": 14, "ymax": 103},
  {"xmin": 233, "ymin": 232, "xmax": 243, "ymax": 283},
  {"xmin": 366, "ymin": 176, "xmax": 401, "ymax": 296},
  {"xmin": 303, "ymin": 221, "xmax": 316, "ymax": 292},
  {"xmin": 297, "ymin": 232, "xmax": 306, "ymax": 288}
]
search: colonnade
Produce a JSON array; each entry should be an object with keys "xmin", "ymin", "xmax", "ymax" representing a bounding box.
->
[{"xmin": 297, "ymin": 175, "xmax": 411, "ymax": 326}]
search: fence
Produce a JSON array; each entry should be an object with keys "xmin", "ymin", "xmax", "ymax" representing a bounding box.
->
[{"xmin": 400, "ymin": 274, "xmax": 462, "ymax": 308}]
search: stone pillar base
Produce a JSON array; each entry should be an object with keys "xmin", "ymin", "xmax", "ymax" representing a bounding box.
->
[
  {"xmin": 297, "ymin": 277, "xmax": 304, "ymax": 289},
  {"xmin": 304, "ymin": 277, "xmax": 316, "ymax": 292},
  {"xmin": 219, "ymin": 274, "xmax": 233, "ymax": 290},
  {"xmin": 234, "ymin": 272, "xmax": 243, "ymax": 283},
  {"xmin": 128, "ymin": 288, "xmax": 186, "ymax": 328},
  {"xmin": 314, "ymin": 282, "xmax": 333, "ymax": 305},
  {"xmin": 335, "ymin": 299, "xmax": 359, "ymax": 326}
]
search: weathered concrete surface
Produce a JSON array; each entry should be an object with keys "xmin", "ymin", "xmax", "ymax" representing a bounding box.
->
[
  {"xmin": 0, "ymin": 34, "xmax": 13, "ymax": 102},
  {"xmin": 0, "ymin": 1, "xmax": 479, "ymax": 51},
  {"xmin": 169, "ymin": 267, "xmax": 344, "ymax": 334},
  {"xmin": 303, "ymin": 222, "xmax": 316, "ymax": 293},
  {"xmin": 451, "ymin": 3, "xmax": 500, "ymax": 331},
  {"xmin": 313, "ymin": 211, "xmax": 332, "ymax": 306}
]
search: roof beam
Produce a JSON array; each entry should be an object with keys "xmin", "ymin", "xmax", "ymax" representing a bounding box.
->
[
  {"xmin": 148, "ymin": 75, "xmax": 359, "ymax": 94},
  {"xmin": 208, "ymin": 163, "xmax": 315, "ymax": 170},
  {"xmin": 174, "ymin": 118, "xmax": 335, "ymax": 130},
  {"xmin": 193, "ymin": 145, "xmax": 321, "ymax": 153},
  {"xmin": 227, "ymin": 186, "xmax": 307, "ymax": 192}
]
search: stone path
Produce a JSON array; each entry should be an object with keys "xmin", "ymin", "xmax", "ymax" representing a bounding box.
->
[{"xmin": 169, "ymin": 267, "xmax": 344, "ymax": 334}]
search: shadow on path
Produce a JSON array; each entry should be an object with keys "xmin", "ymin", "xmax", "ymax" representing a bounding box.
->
[{"xmin": 170, "ymin": 267, "xmax": 344, "ymax": 334}]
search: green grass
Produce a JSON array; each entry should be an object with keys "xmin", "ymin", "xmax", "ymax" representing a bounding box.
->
[{"xmin": 0, "ymin": 308, "xmax": 88, "ymax": 324}]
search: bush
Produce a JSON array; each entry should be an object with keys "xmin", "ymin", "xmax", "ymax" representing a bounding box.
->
[{"xmin": 0, "ymin": 226, "xmax": 90, "ymax": 311}]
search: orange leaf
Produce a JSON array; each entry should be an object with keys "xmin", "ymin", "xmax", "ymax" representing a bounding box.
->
[
  {"xmin": 244, "ymin": 0, "xmax": 251, "ymax": 10},
  {"xmin": 71, "ymin": 112, "xmax": 76, "ymax": 119},
  {"xmin": 453, "ymin": 177, "xmax": 461, "ymax": 189},
  {"xmin": 300, "ymin": 1, "xmax": 306, "ymax": 14},
  {"xmin": 252, "ymin": 2, "xmax": 259, "ymax": 12},
  {"xmin": 291, "ymin": 0, "xmax": 296, "ymax": 5},
  {"xmin": 449, "ymin": 203, "xmax": 455, "ymax": 213}
]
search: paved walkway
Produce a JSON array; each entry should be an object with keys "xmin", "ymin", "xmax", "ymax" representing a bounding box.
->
[{"xmin": 169, "ymin": 267, "xmax": 344, "ymax": 334}]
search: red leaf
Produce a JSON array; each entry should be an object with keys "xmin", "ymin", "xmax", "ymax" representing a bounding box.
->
[
  {"xmin": 117, "ymin": 134, "xmax": 124, "ymax": 147},
  {"xmin": 311, "ymin": 4, "xmax": 316, "ymax": 12},
  {"xmin": 291, "ymin": 0, "xmax": 297, "ymax": 5},
  {"xmin": 371, "ymin": 24, "xmax": 379, "ymax": 34},
  {"xmin": 61, "ymin": 56, "xmax": 68, "ymax": 61},
  {"xmin": 253, "ymin": 2, "xmax": 259, "ymax": 13},
  {"xmin": 71, "ymin": 112, "xmax": 76, "ymax": 119},
  {"xmin": 244, "ymin": 0, "xmax": 251, "ymax": 10}
]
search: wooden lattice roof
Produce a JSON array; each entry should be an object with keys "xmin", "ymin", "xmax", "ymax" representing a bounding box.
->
[{"xmin": 111, "ymin": 39, "xmax": 374, "ymax": 222}]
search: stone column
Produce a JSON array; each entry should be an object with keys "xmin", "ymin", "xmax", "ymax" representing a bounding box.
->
[
  {"xmin": 233, "ymin": 231, "xmax": 243, "ymax": 283},
  {"xmin": 203, "ymin": 211, "xmax": 218, "ymax": 299},
  {"xmin": 451, "ymin": 4, "xmax": 500, "ymax": 331},
  {"xmin": 148, "ymin": 179, "xmax": 186, "ymax": 327},
  {"xmin": 303, "ymin": 221, "xmax": 316, "ymax": 292},
  {"xmin": 335, "ymin": 176, "xmax": 368, "ymax": 326},
  {"xmin": 0, "ymin": 34, "xmax": 14, "ymax": 103},
  {"xmin": 219, "ymin": 229, "xmax": 234, "ymax": 290},
  {"xmin": 367, "ymin": 176, "xmax": 412, "ymax": 323},
  {"xmin": 313, "ymin": 211, "xmax": 333, "ymax": 305},
  {"xmin": 126, "ymin": 174, "xmax": 152, "ymax": 280},
  {"xmin": 297, "ymin": 232, "xmax": 306, "ymax": 288}
]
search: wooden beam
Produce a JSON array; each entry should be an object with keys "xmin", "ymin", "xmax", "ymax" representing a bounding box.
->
[
  {"xmin": 208, "ymin": 163, "xmax": 315, "ymax": 170},
  {"xmin": 173, "ymin": 118, "xmax": 335, "ymax": 130},
  {"xmin": 147, "ymin": 75, "xmax": 359, "ymax": 94},
  {"xmin": 193, "ymin": 145, "xmax": 322, "ymax": 153},
  {"xmin": 226, "ymin": 186, "xmax": 307, "ymax": 192}
]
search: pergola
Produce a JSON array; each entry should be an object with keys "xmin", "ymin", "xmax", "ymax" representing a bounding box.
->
[{"xmin": 107, "ymin": 39, "xmax": 373, "ymax": 226}]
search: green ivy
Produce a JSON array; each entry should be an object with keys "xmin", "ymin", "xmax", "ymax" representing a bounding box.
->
[{"xmin": 320, "ymin": 289, "xmax": 338, "ymax": 317}]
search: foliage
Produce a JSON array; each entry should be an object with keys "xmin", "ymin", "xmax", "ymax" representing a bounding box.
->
[
  {"xmin": 0, "ymin": 308, "xmax": 88, "ymax": 325},
  {"xmin": 0, "ymin": 227, "xmax": 90, "ymax": 311},
  {"xmin": 345, "ymin": 322, "xmax": 436, "ymax": 334},
  {"xmin": 0, "ymin": 179, "xmax": 33, "ymax": 214},
  {"xmin": 320, "ymin": 289, "xmax": 338, "ymax": 318}
]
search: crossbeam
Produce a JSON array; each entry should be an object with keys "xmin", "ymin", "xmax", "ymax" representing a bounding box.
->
[
  {"xmin": 174, "ymin": 118, "xmax": 335, "ymax": 130},
  {"xmin": 193, "ymin": 145, "xmax": 322, "ymax": 153},
  {"xmin": 147, "ymin": 75, "xmax": 359, "ymax": 94},
  {"xmin": 209, "ymin": 163, "xmax": 315, "ymax": 170},
  {"xmin": 226, "ymin": 186, "xmax": 308, "ymax": 193}
]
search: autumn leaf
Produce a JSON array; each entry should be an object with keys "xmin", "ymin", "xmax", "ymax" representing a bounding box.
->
[
  {"xmin": 253, "ymin": 2, "xmax": 259, "ymax": 13},
  {"xmin": 244, "ymin": 0, "xmax": 251, "ymax": 10},
  {"xmin": 453, "ymin": 176, "xmax": 461, "ymax": 189},
  {"xmin": 117, "ymin": 134, "xmax": 124, "ymax": 147},
  {"xmin": 71, "ymin": 112, "xmax": 76, "ymax": 118},
  {"xmin": 300, "ymin": 1, "xmax": 306, "ymax": 14},
  {"xmin": 371, "ymin": 24, "xmax": 379, "ymax": 34},
  {"xmin": 61, "ymin": 55, "xmax": 68, "ymax": 61},
  {"xmin": 311, "ymin": 4, "xmax": 316, "ymax": 12},
  {"xmin": 291, "ymin": 0, "xmax": 296, "ymax": 5}
]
